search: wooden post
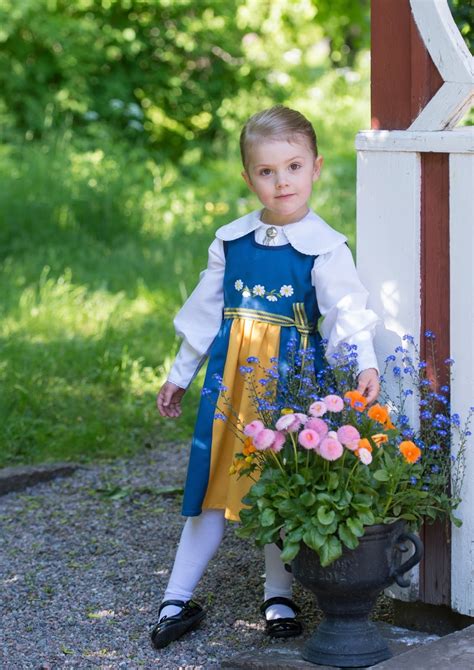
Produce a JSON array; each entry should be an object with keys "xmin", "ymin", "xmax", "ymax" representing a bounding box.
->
[{"xmin": 371, "ymin": 0, "xmax": 451, "ymax": 605}]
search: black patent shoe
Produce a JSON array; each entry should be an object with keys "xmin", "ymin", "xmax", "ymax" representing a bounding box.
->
[
  {"xmin": 150, "ymin": 599, "xmax": 206, "ymax": 649},
  {"xmin": 260, "ymin": 596, "xmax": 303, "ymax": 638}
]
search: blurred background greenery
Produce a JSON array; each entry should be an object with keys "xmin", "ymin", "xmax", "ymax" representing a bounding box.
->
[{"xmin": 0, "ymin": 0, "xmax": 471, "ymax": 467}]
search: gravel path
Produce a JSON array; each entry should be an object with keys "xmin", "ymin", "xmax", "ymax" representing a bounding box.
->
[{"xmin": 0, "ymin": 443, "xmax": 393, "ymax": 670}]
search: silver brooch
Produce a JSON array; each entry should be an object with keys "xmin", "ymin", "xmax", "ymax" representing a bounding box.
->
[{"xmin": 264, "ymin": 226, "xmax": 278, "ymax": 245}]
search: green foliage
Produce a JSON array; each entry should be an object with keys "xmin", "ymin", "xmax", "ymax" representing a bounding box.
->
[
  {"xmin": 0, "ymin": 0, "xmax": 470, "ymax": 150},
  {"xmin": 237, "ymin": 428, "xmax": 453, "ymax": 567},
  {"xmin": 449, "ymin": 0, "xmax": 473, "ymax": 53},
  {"xmin": 234, "ymin": 339, "xmax": 470, "ymax": 567},
  {"xmin": 0, "ymin": 0, "xmax": 373, "ymax": 153},
  {"xmin": 0, "ymin": 133, "xmax": 244, "ymax": 465}
]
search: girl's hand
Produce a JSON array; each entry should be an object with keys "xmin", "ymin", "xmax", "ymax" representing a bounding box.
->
[
  {"xmin": 357, "ymin": 368, "xmax": 380, "ymax": 405},
  {"xmin": 157, "ymin": 381, "xmax": 186, "ymax": 418}
]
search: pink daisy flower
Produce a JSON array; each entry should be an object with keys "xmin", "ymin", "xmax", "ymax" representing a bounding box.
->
[
  {"xmin": 275, "ymin": 413, "xmax": 303, "ymax": 432},
  {"xmin": 254, "ymin": 429, "xmax": 277, "ymax": 451},
  {"xmin": 298, "ymin": 429, "xmax": 321, "ymax": 451},
  {"xmin": 243, "ymin": 420, "xmax": 265, "ymax": 438},
  {"xmin": 345, "ymin": 439, "xmax": 360, "ymax": 452},
  {"xmin": 323, "ymin": 394, "xmax": 344, "ymax": 412},
  {"xmin": 319, "ymin": 437, "xmax": 344, "ymax": 461},
  {"xmin": 305, "ymin": 417, "xmax": 329, "ymax": 437},
  {"xmin": 309, "ymin": 400, "xmax": 327, "ymax": 418},
  {"xmin": 271, "ymin": 431, "xmax": 286, "ymax": 453},
  {"xmin": 358, "ymin": 447, "xmax": 373, "ymax": 465},
  {"xmin": 294, "ymin": 412, "xmax": 308, "ymax": 425},
  {"xmin": 337, "ymin": 425, "xmax": 361, "ymax": 446}
]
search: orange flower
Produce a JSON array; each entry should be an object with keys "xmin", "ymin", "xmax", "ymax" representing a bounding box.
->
[
  {"xmin": 355, "ymin": 438, "xmax": 373, "ymax": 458},
  {"xmin": 385, "ymin": 418, "xmax": 396, "ymax": 430},
  {"xmin": 242, "ymin": 437, "xmax": 256, "ymax": 456},
  {"xmin": 367, "ymin": 403, "xmax": 390, "ymax": 424},
  {"xmin": 399, "ymin": 441, "xmax": 422, "ymax": 464},
  {"xmin": 372, "ymin": 433, "xmax": 389, "ymax": 447},
  {"xmin": 344, "ymin": 390, "xmax": 368, "ymax": 412}
]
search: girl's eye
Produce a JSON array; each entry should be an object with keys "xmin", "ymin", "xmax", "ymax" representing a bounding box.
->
[
  {"xmin": 289, "ymin": 163, "xmax": 301, "ymax": 171},
  {"xmin": 259, "ymin": 168, "xmax": 272, "ymax": 176}
]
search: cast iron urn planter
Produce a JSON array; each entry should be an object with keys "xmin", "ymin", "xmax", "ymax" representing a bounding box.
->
[{"xmin": 290, "ymin": 521, "xmax": 423, "ymax": 667}]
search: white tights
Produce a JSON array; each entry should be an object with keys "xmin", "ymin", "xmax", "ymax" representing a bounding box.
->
[{"xmin": 159, "ymin": 509, "xmax": 294, "ymax": 621}]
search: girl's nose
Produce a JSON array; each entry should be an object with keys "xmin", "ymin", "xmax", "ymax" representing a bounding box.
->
[{"xmin": 275, "ymin": 172, "xmax": 289, "ymax": 188}]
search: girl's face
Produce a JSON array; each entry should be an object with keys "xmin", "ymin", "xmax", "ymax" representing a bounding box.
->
[{"xmin": 242, "ymin": 139, "xmax": 323, "ymax": 225}]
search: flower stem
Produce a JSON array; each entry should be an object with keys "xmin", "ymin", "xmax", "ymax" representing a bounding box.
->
[
  {"xmin": 270, "ymin": 450, "xmax": 285, "ymax": 474},
  {"xmin": 344, "ymin": 459, "xmax": 359, "ymax": 492},
  {"xmin": 290, "ymin": 432, "xmax": 299, "ymax": 474}
]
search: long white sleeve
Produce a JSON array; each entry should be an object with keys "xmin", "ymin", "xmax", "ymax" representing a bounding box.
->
[
  {"xmin": 167, "ymin": 238, "xmax": 226, "ymax": 389},
  {"xmin": 312, "ymin": 244, "xmax": 379, "ymax": 373}
]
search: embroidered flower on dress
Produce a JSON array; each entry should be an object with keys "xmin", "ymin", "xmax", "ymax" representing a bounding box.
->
[{"xmin": 234, "ymin": 279, "xmax": 295, "ymax": 302}]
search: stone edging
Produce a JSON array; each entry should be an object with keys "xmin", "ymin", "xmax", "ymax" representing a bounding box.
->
[{"xmin": 0, "ymin": 462, "xmax": 82, "ymax": 496}]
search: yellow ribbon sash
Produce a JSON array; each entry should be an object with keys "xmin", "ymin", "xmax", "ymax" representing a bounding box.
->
[{"xmin": 223, "ymin": 302, "xmax": 314, "ymax": 350}]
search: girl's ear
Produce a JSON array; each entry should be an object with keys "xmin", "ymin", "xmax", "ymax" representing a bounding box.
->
[
  {"xmin": 242, "ymin": 170, "xmax": 256, "ymax": 192},
  {"xmin": 312, "ymin": 155, "xmax": 324, "ymax": 182}
]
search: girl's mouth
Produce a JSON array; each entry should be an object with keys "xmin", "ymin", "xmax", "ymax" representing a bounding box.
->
[{"xmin": 276, "ymin": 193, "xmax": 295, "ymax": 199}]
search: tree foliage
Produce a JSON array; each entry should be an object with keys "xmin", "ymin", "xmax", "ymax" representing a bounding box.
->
[
  {"xmin": 0, "ymin": 1, "xmax": 469, "ymax": 155},
  {"xmin": 0, "ymin": 0, "xmax": 370, "ymax": 154}
]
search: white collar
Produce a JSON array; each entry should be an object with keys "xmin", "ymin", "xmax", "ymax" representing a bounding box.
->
[{"xmin": 215, "ymin": 208, "xmax": 346, "ymax": 255}]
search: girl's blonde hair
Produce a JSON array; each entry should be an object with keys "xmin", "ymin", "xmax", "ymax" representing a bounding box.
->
[{"xmin": 240, "ymin": 105, "xmax": 318, "ymax": 168}]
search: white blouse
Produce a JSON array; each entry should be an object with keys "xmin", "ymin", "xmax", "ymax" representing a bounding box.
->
[{"xmin": 168, "ymin": 209, "xmax": 379, "ymax": 389}]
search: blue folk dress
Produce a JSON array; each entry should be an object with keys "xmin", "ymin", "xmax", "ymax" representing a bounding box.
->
[{"xmin": 182, "ymin": 231, "xmax": 325, "ymax": 521}]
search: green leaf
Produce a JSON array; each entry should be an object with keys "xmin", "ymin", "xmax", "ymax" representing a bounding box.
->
[
  {"xmin": 277, "ymin": 499, "xmax": 296, "ymax": 516},
  {"xmin": 251, "ymin": 482, "xmax": 267, "ymax": 497},
  {"xmin": 289, "ymin": 473, "xmax": 306, "ymax": 487},
  {"xmin": 373, "ymin": 469, "xmax": 390, "ymax": 482},
  {"xmin": 317, "ymin": 506, "xmax": 336, "ymax": 525},
  {"xmin": 316, "ymin": 492, "xmax": 333, "ymax": 503},
  {"xmin": 327, "ymin": 472, "xmax": 339, "ymax": 490},
  {"xmin": 261, "ymin": 508, "xmax": 276, "ymax": 527},
  {"xmin": 451, "ymin": 515, "xmax": 462, "ymax": 528},
  {"xmin": 257, "ymin": 497, "xmax": 271, "ymax": 511},
  {"xmin": 353, "ymin": 494, "xmax": 372, "ymax": 506},
  {"xmin": 320, "ymin": 536, "xmax": 343, "ymax": 567},
  {"xmin": 288, "ymin": 527, "xmax": 305, "ymax": 543},
  {"xmin": 280, "ymin": 542, "xmax": 300, "ymax": 563},
  {"xmin": 358, "ymin": 509, "xmax": 375, "ymax": 526},
  {"xmin": 260, "ymin": 527, "xmax": 281, "ymax": 544},
  {"xmin": 347, "ymin": 517, "xmax": 364, "ymax": 537},
  {"xmin": 300, "ymin": 491, "xmax": 317, "ymax": 507},
  {"xmin": 318, "ymin": 518, "xmax": 339, "ymax": 535},
  {"xmin": 392, "ymin": 504, "xmax": 401, "ymax": 516},
  {"xmin": 338, "ymin": 523, "xmax": 359, "ymax": 550},
  {"xmin": 303, "ymin": 527, "xmax": 325, "ymax": 551}
]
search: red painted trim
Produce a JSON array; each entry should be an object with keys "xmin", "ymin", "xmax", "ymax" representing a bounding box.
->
[
  {"xmin": 371, "ymin": 0, "xmax": 443, "ymax": 130},
  {"xmin": 419, "ymin": 153, "xmax": 451, "ymax": 605}
]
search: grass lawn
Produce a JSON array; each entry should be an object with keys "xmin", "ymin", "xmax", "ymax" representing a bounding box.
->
[{"xmin": 0, "ymin": 74, "xmax": 369, "ymax": 467}]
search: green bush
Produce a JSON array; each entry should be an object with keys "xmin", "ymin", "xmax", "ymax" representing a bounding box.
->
[{"xmin": 0, "ymin": 0, "xmax": 373, "ymax": 153}]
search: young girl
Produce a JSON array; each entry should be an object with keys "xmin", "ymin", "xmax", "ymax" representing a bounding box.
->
[{"xmin": 151, "ymin": 105, "xmax": 380, "ymax": 649}]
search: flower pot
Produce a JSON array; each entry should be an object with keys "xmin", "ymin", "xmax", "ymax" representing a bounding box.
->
[{"xmin": 291, "ymin": 521, "xmax": 423, "ymax": 668}]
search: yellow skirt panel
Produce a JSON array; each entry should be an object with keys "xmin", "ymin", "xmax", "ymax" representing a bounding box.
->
[{"xmin": 202, "ymin": 318, "xmax": 280, "ymax": 521}]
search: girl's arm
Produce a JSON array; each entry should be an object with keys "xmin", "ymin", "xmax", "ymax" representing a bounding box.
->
[
  {"xmin": 166, "ymin": 238, "xmax": 226, "ymax": 390},
  {"xmin": 312, "ymin": 243, "xmax": 380, "ymax": 401}
]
